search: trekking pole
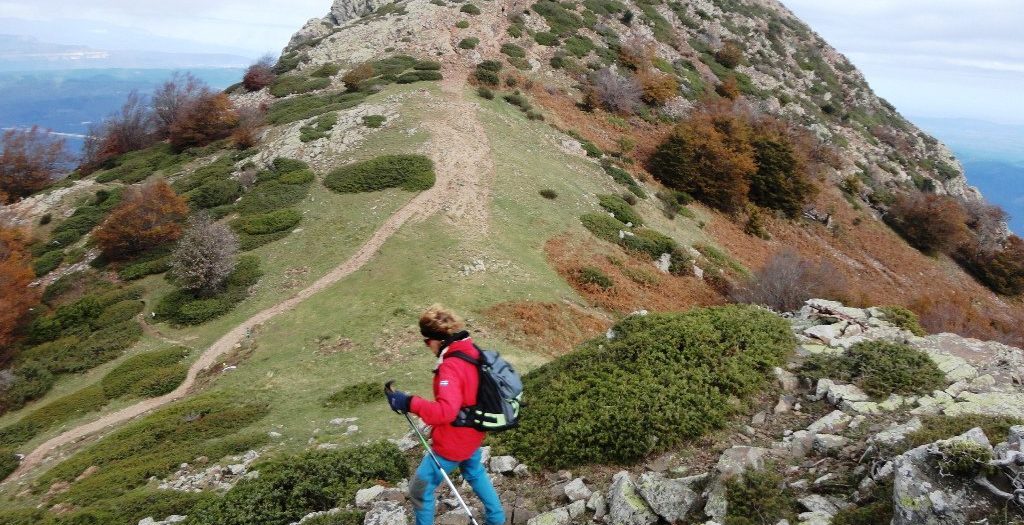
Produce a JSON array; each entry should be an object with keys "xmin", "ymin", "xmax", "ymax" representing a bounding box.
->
[{"xmin": 386, "ymin": 381, "xmax": 482, "ymax": 525}]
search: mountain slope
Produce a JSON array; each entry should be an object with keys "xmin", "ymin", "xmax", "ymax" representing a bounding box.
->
[{"xmin": 2, "ymin": 0, "xmax": 1023, "ymax": 522}]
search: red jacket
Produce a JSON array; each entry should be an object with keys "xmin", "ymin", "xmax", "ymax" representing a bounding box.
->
[{"xmin": 409, "ymin": 337, "xmax": 484, "ymax": 462}]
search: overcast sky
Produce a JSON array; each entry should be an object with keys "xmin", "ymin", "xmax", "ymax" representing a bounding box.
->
[{"xmin": 1, "ymin": 0, "xmax": 1021, "ymax": 124}]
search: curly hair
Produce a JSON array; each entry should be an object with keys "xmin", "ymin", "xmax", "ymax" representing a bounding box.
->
[{"xmin": 419, "ymin": 304, "xmax": 465, "ymax": 340}]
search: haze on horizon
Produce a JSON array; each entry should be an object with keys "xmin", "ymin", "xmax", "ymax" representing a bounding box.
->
[{"xmin": 0, "ymin": 0, "xmax": 1022, "ymax": 125}]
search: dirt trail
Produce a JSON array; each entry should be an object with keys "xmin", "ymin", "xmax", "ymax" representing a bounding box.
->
[{"xmin": 13, "ymin": 63, "xmax": 498, "ymax": 479}]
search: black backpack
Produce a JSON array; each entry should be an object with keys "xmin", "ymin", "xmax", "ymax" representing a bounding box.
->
[{"xmin": 448, "ymin": 347, "xmax": 523, "ymax": 432}]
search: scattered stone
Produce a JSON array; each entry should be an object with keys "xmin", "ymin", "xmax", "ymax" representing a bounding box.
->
[
  {"xmin": 563, "ymin": 478, "xmax": 592, "ymax": 502},
  {"xmin": 607, "ymin": 471, "xmax": 658, "ymax": 525},
  {"xmin": 587, "ymin": 491, "xmax": 607, "ymax": 520},
  {"xmin": 774, "ymin": 395, "xmax": 795, "ymax": 414},
  {"xmin": 806, "ymin": 410, "xmax": 852, "ymax": 434},
  {"xmin": 364, "ymin": 501, "xmax": 409, "ymax": 525},
  {"xmin": 812, "ymin": 434, "xmax": 850, "ymax": 454},
  {"xmin": 774, "ymin": 367, "xmax": 800, "ymax": 392},
  {"xmin": 567, "ymin": 500, "xmax": 586, "ymax": 520},
  {"xmin": 512, "ymin": 464, "xmax": 529, "ymax": 477},
  {"xmin": 490, "ymin": 456, "xmax": 519, "ymax": 474},
  {"xmin": 635, "ymin": 472, "xmax": 701, "ymax": 523},
  {"xmin": 870, "ymin": 418, "xmax": 923, "ymax": 448},
  {"xmin": 526, "ymin": 507, "xmax": 568, "ymax": 525}
]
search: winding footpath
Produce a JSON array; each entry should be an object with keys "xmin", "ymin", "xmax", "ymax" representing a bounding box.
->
[{"xmin": 13, "ymin": 65, "xmax": 496, "ymax": 478}]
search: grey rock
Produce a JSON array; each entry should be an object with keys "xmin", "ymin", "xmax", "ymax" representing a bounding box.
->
[
  {"xmin": 526, "ymin": 507, "xmax": 569, "ymax": 525},
  {"xmin": 567, "ymin": 500, "xmax": 586, "ymax": 520},
  {"xmin": 870, "ymin": 418, "xmax": 923, "ymax": 447},
  {"xmin": 774, "ymin": 367, "xmax": 799, "ymax": 392},
  {"xmin": 812, "ymin": 434, "xmax": 850, "ymax": 454},
  {"xmin": 774, "ymin": 395, "xmax": 795, "ymax": 414},
  {"xmin": 356, "ymin": 486, "xmax": 387, "ymax": 508},
  {"xmin": 512, "ymin": 464, "xmax": 529, "ymax": 477},
  {"xmin": 512, "ymin": 507, "xmax": 538, "ymax": 525},
  {"xmin": 714, "ymin": 446, "xmax": 771, "ymax": 478},
  {"xmin": 587, "ymin": 491, "xmax": 607, "ymax": 519},
  {"xmin": 490, "ymin": 456, "xmax": 519, "ymax": 474},
  {"xmin": 607, "ymin": 471, "xmax": 658, "ymax": 525},
  {"xmin": 806, "ymin": 410, "xmax": 852, "ymax": 434},
  {"xmin": 798, "ymin": 495, "xmax": 839, "ymax": 516},
  {"xmin": 635, "ymin": 472, "xmax": 700, "ymax": 523},
  {"xmin": 329, "ymin": 0, "xmax": 391, "ymax": 24},
  {"xmin": 364, "ymin": 501, "xmax": 408, "ymax": 525},
  {"xmin": 564, "ymin": 478, "xmax": 592, "ymax": 502},
  {"xmin": 439, "ymin": 510, "xmax": 472, "ymax": 525}
]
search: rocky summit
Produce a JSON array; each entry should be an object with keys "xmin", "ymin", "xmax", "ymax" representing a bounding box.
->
[{"xmin": 2, "ymin": 0, "xmax": 1023, "ymax": 524}]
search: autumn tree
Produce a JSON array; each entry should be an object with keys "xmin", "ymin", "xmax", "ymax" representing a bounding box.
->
[
  {"xmin": 0, "ymin": 226, "xmax": 40, "ymax": 347},
  {"xmin": 649, "ymin": 100, "xmax": 756, "ymax": 213},
  {"xmin": 637, "ymin": 69, "xmax": 680, "ymax": 106},
  {"xmin": 79, "ymin": 91, "xmax": 156, "ymax": 172},
  {"xmin": 93, "ymin": 180, "xmax": 188, "ymax": 259},
  {"xmin": 0, "ymin": 127, "xmax": 71, "ymax": 203},
  {"xmin": 342, "ymin": 62, "xmax": 375, "ymax": 91},
  {"xmin": 958, "ymin": 235, "xmax": 1024, "ymax": 296},
  {"xmin": 168, "ymin": 92, "xmax": 240, "ymax": 152},
  {"xmin": 152, "ymin": 72, "xmax": 206, "ymax": 138},
  {"xmin": 748, "ymin": 121, "xmax": 817, "ymax": 218},
  {"xmin": 243, "ymin": 55, "xmax": 277, "ymax": 92},
  {"xmin": 231, "ymin": 106, "xmax": 266, "ymax": 149},
  {"xmin": 885, "ymin": 193, "xmax": 970, "ymax": 256},
  {"xmin": 171, "ymin": 214, "xmax": 239, "ymax": 295},
  {"xmin": 715, "ymin": 42, "xmax": 744, "ymax": 69},
  {"xmin": 715, "ymin": 76, "xmax": 740, "ymax": 100}
]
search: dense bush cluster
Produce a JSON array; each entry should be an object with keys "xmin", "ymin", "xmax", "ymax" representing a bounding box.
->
[
  {"xmin": 724, "ymin": 467, "xmax": 798, "ymax": 525},
  {"xmin": 0, "ymin": 347, "xmax": 188, "ymax": 448},
  {"xmin": 801, "ymin": 340, "xmax": 946, "ymax": 398},
  {"xmin": 496, "ymin": 306, "xmax": 794, "ymax": 467},
  {"xmin": 154, "ymin": 254, "xmax": 262, "ymax": 325},
  {"xmin": 324, "ymin": 155, "xmax": 435, "ymax": 193},
  {"xmin": 228, "ymin": 157, "xmax": 314, "ymax": 250},
  {"xmin": 885, "ymin": 193, "xmax": 969, "ymax": 256},
  {"xmin": 649, "ymin": 100, "xmax": 818, "ymax": 216},
  {"xmin": 269, "ymin": 75, "xmax": 331, "ymax": 98},
  {"xmin": 94, "ymin": 180, "xmax": 189, "ymax": 260},
  {"xmin": 0, "ymin": 226, "xmax": 39, "ymax": 347},
  {"xmin": 189, "ymin": 442, "xmax": 407, "ymax": 525},
  {"xmin": 0, "ymin": 126, "xmax": 71, "ymax": 203},
  {"xmin": 30, "ymin": 188, "xmax": 124, "ymax": 277},
  {"xmin": 598, "ymin": 194, "xmax": 642, "ymax": 226}
]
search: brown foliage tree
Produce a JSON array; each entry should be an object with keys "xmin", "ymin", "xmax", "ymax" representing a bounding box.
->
[
  {"xmin": 168, "ymin": 93, "xmax": 239, "ymax": 152},
  {"xmin": 748, "ymin": 120, "xmax": 817, "ymax": 218},
  {"xmin": 342, "ymin": 62, "xmax": 375, "ymax": 91},
  {"xmin": 957, "ymin": 235, "xmax": 1024, "ymax": 296},
  {"xmin": 93, "ymin": 180, "xmax": 188, "ymax": 259},
  {"xmin": 648, "ymin": 100, "xmax": 756, "ymax": 213},
  {"xmin": 715, "ymin": 42, "xmax": 744, "ymax": 69},
  {"xmin": 0, "ymin": 226, "xmax": 39, "ymax": 347},
  {"xmin": 79, "ymin": 91, "xmax": 156, "ymax": 172},
  {"xmin": 963, "ymin": 200, "xmax": 1009, "ymax": 252},
  {"xmin": 585, "ymin": 68, "xmax": 643, "ymax": 115},
  {"xmin": 231, "ymin": 106, "xmax": 267, "ymax": 149},
  {"xmin": 152, "ymin": 72, "xmax": 207, "ymax": 138},
  {"xmin": 618, "ymin": 39, "xmax": 654, "ymax": 71},
  {"xmin": 243, "ymin": 55, "xmax": 277, "ymax": 92},
  {"xmin": 715, "ymin": 76, "xmax": 740, "ymax": 100},
  {"xmin": 0, "ymin": 127, "xmax": 71, "ymax": 203},
  {"xmin": 637, "ymin": 69, "xmax": 680, "ymax": 106},
  {"xmin": 886, "ymin": 193, "xmax": 970, "ymax": 256}
]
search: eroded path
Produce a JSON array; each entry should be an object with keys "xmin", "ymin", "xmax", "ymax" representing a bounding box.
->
[{"xmin": 13, "ymin": 70, "xmax": 497, "ymax": 478}]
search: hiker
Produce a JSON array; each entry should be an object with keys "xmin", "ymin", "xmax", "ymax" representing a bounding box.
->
[{"xmin": 385, "ymin": 305, "xmax": 506, "ymax": 525}]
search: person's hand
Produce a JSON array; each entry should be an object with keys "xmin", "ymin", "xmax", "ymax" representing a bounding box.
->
[{"xmin": 386, "ymin": 389, "xmax": 412, "ymax": 414}]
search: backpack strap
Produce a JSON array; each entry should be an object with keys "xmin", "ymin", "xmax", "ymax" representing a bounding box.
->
[{"xmin": 447, "ymin": 351, "xmax": 480, "ymax": 366}]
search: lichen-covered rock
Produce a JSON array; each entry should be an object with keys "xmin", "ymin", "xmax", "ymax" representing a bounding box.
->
[
  {"xmin": 871, "ymin": 418, "xmax": 924, "ymax": 448},
  {"xmin": 489, "ymin": 456, "xmax": 519, "ymax": 474},
  {"xmin": 364, "ymin": 501, "xmax": 409, "ymax": 525},
  {"xmin": 563, "ymin": 478, "xmax": 592, "ymax": 502},
  {"xmin": 635, "ymin": 472, "xmax": 702, "ymax": 523},
  {"xmin": 607, "ymin": 471, "xmax": 658, "ymax": 525},
  {"xmin": 329, "ymin": 0, "xmax": 391, "ymax": 24},
  {"xmin": 806, "ymin": 410, "xmax": 852, "ymax": 434}
]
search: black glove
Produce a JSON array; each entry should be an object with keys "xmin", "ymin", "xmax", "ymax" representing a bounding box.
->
[{"xmin": 386, "ymin": 389, "xmax": 412, "ymax": 414}]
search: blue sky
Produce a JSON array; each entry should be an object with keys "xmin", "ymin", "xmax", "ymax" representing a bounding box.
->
[{"xmin": 1, "ymin": 0, "xmax": 1022, "ymax": 124}]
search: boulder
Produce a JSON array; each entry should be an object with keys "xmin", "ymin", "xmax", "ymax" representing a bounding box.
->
[
  {"xmin": 356, "ymin": 486, "xmax": 387, "ymax": 507},
  {"xmin": 942, "ymin": 392, "xmax": 1024, "ymax": 419},
  {"xmin": 635, "ymin": 472, "xmax": 701, "ymax": 523},
  {"xmin": 526, "ymin": 508, "xmax": 569, "ymax": 525},
  {"xmin": 490, "ymin": 456, "xmax": 519, "ymax": 474},
  {"xmin": 714, "ymin": 446, "xmax": 771, "ymax": 478},
  {"xmin": 563, "ymin": 478, "xmax": 592, "ymax": 502},
  {"xmin": 587, "ymin": 491, "xmax": 607, "ymax": 520},
  {"xmin": 870, "ymin": 418, "xmax": 923, "ymax": 448},
  {"xmin": 825, "ymin": 383, "xmax": 869, "ymax": 405},
  {"xmin": 607, "ymin": 471, "xmax": 658, "ymax": 525},
  {"xmin": 891, "ymin": 428, "xmax": 991, "ymax": 525},
  {"xmin": 774, "ymin": 367, "xmax": 799, "ymax": 392},
  {"xmin": 803, "ymin": 323, "xmax": 847, "ymax": 346},
  {"xmin": 806, "ymin": 410, "xmax": 851, "ymax": 434},
  {"xmin": 329, "ymin": 0, "xmax": 391, "ymax": 24},
  {"xmin": 364, "ymin": 501, "xmax": 408, "ymax": 525},
  {"xmin": 567, "ymin": 500, "xmax": 586, "ymax": 520},
  {"xmin": 812, "ymin": 434, "xmax": 850, "ymax": 454},
  {"xmin": 798, "ymin": 495, "xmax": 839, "ymax": 516}
]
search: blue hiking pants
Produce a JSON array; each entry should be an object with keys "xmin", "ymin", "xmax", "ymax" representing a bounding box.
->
[{"xmin": 409, "ymin": 448, "xmax": 505, "ymax": 525}]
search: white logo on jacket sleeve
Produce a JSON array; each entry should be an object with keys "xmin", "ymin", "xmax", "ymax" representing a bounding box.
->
[{"xmin": 439, "ymin": 380, "xmax": 450, "ymax": 386}]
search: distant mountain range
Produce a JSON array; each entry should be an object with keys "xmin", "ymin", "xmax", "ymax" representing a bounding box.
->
[{"xmin": 0, "ymin": 34, "xmax": 252, "ymax": 70}]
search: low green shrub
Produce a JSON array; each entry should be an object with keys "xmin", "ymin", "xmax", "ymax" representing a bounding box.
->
[
  {"xmin": 935, "ymin": 440, "xmax": 994, "ymax": 478},
  {"xmin": 236, "ymin": 181, "xmax": 309, "ymax": 216},
  {"xmin": 459, "ymin": 37, "xmax": 480, "ymax": 49},
  {"xmin": 460, "ymin": 4, "xmax": 481, "ymax": 15},
  {"xmin": 831, "ymin": 482, "xmax": 893, "ymax": 525},
  {"xmin": 301, "ymin": 511, "xmax": 366, "ymax": 525},
  {"xmin": 535, "ymin": 31, "xmax": 559, "ymax": 46},
  {"xmin": 477, "ymin": 86, "xmax": 495, "ymax": 99},
  {"xmin": 501, "ymin": 43, "xmax": 526, "ymax": 58},
  {"xmin": 580, "ymin": 212, "xmax": 627, "ymax": 243},
  {"xmin": 279, "ymin": 169, "xmax": 315, "ymax": 185},
  {"xmin": 33, "ymin": 249, "xmax": 64, "ymax": 276},
  {"xmin": 101, "ymin": 347, "xmax": 189, "ymax": 399},
  {"xmin": 474, "ymin": 69, "xmax": 500, "ymax": 86},
  {"xmin": 269, "ymin": 75, "xmax": 331, "ymax": 97},
  {"xmin": 267, "ymin": 92, "xmax": 368, "ymax": 125},
  {"xmin": 233, "ymin": 209, "xmax": 302, "ymax": 235},
  {"xmin": 455, "ymin": 20, "xmax": 470, "ymax": 29},
  {"xmin": 724, "ymin": 467, "xmax": 798, "ymax": 525},
  {"xmin": 801, "ymin": 340, "xmax": 946, "ymax": 398},
  {"xmin": 0, "ymin": 361, "xmax": 54, "ymax": 416},
  {"xmin": 190, "ymin": 179, "xmax": 242, "ymax": 209},
  {"xmin": 580, "ymin": 140, "xmax": 602, "ymax": 158},
  {"xmin": 577, "ymin": 266, "xmax": 613, "ymax": 289},
  {"xmin": 0, "ymin": 448, "xmax": 18, "ymax": 481},
  {"xmin": 878, "ymin": 306, "xmax": 926, "ymax": 336},
  {"xmin": 172, "ymin": 156, "xmax": 235, "ymax": 194},
  {"xmin": 237, "ymin": 231, "xmax": 291, "ymax": 252},
  {"xmin": 323, "ymin": 382, "xmax": 381, "ymax": 409},
  {"xmin": 0, "ymin": 385, "xmax": 107, "ymax": 447},
  {"xmin": 189, "ymin": 442, "xmax": 407, "ymax": 525},
  {"xmin": 564, "ymin": 35, "xmax": 595, "ymax": 58},
  {"xmin": 118, "ymin": 256, "xmax": 172, "ymax": 281},
  {"xmin": 540, "ymin": 189, "xmax": 558, "ymax": 199},
  {"xmin": 478, "ymin": 60, "xmax": 503, "ymax": 72},
  {"xmin": 503, "ymin": 93, "xmax": 532, "ymax": 112},
  {"xmin": 598, "ymin": 194, "xmax": 642, "ymax": 226},
  {"xmin": 620, "ymin": 228, "xmax": 676, "ymax": 259},
  {"xmin": 904, "ymin": 414, "xmax": 1024, "ymax": 451},
  {"xmin": 397, "ymin": 70, "xmax": 443, "ymax": 84},
  {"xmin": 35, "ymin": 394, "xmax": 269, "ymax": 506},
  {"xmin": 324, "ymin": 155, "xmax": 435, "ymax": 193},
  {"xmin": 363, "ymin": 115, "xmax": 386, "ymax": 128},
  {"xmin": 601, "ymin": 162, "xmax": 645, "ymax": 197},
  {"xmin": 95, "ymin": 299, "xmax": 144, "ymax": 328},
  {"xmin": 496, "ymin": 306, "xmax": 794, "ymax": 467},
  {"xmin": 300, "ymin": 113, "xmax": 339, "ymax": 143},
  {"xmin": 414, "ymin": 60, "xmax": 442, "ymax": 71},
  {"xmin": 311, "ymin": 63, "xmax": 342, "ymax": 78}
]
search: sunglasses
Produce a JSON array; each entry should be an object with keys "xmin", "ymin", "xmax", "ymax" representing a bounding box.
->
[{"xmin": 423, "ymin": 338, "xmax": 433, "ymax": 346}]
